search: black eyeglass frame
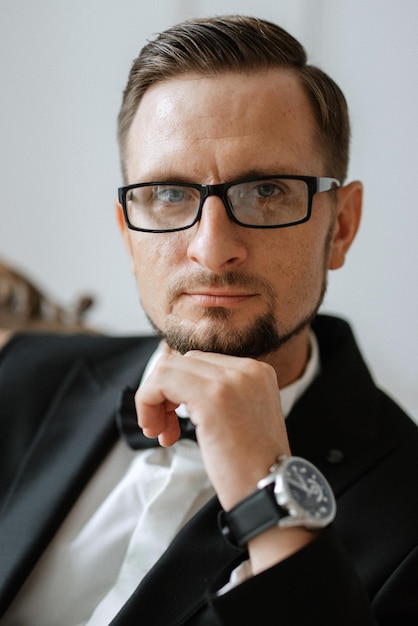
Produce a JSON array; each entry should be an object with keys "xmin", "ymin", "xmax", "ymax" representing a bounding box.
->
[{"xmin": 118, "ymin": 175, "xmax": 341, "ymax": 233}]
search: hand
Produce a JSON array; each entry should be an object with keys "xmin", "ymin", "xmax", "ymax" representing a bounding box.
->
[{"xmin": 134, "ymin": 348, "xmax": 291, "ymax": 510}]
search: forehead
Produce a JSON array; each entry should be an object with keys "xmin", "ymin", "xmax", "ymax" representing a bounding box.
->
[{"xmin": 125, "ymin": 69, "xmax": 325, "ymax": 182}]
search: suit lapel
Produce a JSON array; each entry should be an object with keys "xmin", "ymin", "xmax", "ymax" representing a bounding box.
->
[
  {"xmin": 287, "ymin": 316, "xmax": 396, "ymax": 496},
  {"xmin": 0, "ymin": 338, "xmax": 158, "ymax": 616}
]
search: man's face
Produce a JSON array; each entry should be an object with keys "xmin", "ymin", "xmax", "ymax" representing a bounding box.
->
[{"xmin": 120, "ymin": 69, "xmax": 347, "ymax": 372}]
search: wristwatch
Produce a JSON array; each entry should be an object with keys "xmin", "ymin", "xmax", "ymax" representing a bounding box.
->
[{"xmin": 219, "ymin": 455, "xmax": 336, "ymax": 547}]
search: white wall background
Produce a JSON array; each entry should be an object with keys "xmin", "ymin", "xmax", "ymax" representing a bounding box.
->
[{"xmin": 1, "ymin": 0, "xmax": 417, "ymax": 421}]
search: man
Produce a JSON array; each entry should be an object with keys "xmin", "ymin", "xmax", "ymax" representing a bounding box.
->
[{"xmin": 0, "ymin": 15, "xmax": 417, "ymax": 625}]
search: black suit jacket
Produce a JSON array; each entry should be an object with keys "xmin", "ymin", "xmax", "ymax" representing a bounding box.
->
[{"xmin": 0, "ymin": 315, "xmax": 417, "ymax": 625}]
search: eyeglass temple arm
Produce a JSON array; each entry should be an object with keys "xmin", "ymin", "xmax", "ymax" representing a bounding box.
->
[{"xmin": 317, "ymin": 177, "xmax": 341, "ymax": 192}]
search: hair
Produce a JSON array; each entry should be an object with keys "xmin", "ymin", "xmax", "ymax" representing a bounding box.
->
[{"xmin": 118, "ymin": 15, "xmax": 350, "ymax": 183}]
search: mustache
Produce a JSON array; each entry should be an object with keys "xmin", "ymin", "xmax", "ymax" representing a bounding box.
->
[{"xmin": 167, "ymin": 271, "xmax": 276, "ymax": 302}]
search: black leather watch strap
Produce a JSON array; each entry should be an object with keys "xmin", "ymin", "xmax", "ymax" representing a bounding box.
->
[{"xmin": 218, "ymin": 484, "xmax": 288, "ymax": 547}]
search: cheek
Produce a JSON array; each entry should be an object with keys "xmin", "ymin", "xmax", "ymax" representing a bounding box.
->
[
  {"xmin": 266, "ymin": 228, "xmax": 329, "ymax": 301},
  {"xmin": 129, "ymin": 234, "xmax": 187, "ymax": 301}
]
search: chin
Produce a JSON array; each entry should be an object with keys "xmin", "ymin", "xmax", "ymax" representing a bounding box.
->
[{"xmin": 158, "ymin": 311, "xmax": 282, "ymax": 358}]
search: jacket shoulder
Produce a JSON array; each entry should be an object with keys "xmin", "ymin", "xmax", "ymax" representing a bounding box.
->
[
  {"xmin": 0, "ymin": 331, "xmax": 152, "ymax": 365},
  {"xmin": 0, "ymin": 330, "xmax": 158, "ymax": 398}
]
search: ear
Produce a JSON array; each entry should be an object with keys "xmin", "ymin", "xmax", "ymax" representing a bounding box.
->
[
  {"xmin": 115, "ymin": 200, "xmax": 136, "ymax": 274},
  {"xmin": 328, "ymin": 181, "xmax": 363, "ymax": 270}
]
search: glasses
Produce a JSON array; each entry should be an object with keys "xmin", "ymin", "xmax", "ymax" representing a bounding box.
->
[{"xmin": 118, "ymin": 175, "xmax": 340, "ymax": 233}]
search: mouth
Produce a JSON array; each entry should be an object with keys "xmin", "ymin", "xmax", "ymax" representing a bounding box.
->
[
  {"xmin": 167, "ymin": 271, "xmax": 271, "ymax": 314},
  {"xmin": 186, "ymin": 290, "xmax": 257, "ymax": 308}
]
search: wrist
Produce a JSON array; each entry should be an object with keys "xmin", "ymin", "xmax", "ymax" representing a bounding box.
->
[
  {"xmin": 248, "ymin": 525, "xmax": 319, "ymax": 575},
  {"xmin": 218, "ymin": 455, "xmax": 336, "ymax": 548}
]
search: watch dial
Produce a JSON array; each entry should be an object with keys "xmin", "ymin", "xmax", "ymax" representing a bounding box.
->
[{"xmin": 281, "ymin": 457, "xmax": 336, "ymax": 525}]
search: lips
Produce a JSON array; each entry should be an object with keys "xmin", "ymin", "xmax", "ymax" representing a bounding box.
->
[
  {"xmin": 187, "ymin": 291, "xmax": 256, "ymax": 307},
  {"xmin": 167, "ymin": 271, "xmax": 274, "ymax": 309}
]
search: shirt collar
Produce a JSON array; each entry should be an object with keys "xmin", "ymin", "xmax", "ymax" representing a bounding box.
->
[{"xmin": 279, "ymin": 330, "xmax": 320, "ymax": 418}]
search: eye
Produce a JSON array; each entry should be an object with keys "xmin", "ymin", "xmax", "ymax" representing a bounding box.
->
[
  {"xmin": 234, "ymin": 179, "xmax": 289, "ymax": 203},
  {"xmin": 155, "ymin": 186, "xmax": 187, "ymax": 203},
  {"xmin": 255, "ymin": 183, "xmax": 282, "ymax": 198}
]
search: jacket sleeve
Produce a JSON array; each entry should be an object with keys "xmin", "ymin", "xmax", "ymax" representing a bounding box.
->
[{"xmin": 207, "ymin": 527, "xmax": 377, "ymax": 625}]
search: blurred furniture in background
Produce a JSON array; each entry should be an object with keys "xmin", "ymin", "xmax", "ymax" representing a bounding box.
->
[{"xmin": 0, "ymin": 258, "xmax": 97, "ymax": 345}]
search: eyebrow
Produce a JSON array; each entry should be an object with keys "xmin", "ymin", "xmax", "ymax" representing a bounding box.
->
[{"xmin": 130, "ymin": 167, "xmax": 308, "ymax": 185}]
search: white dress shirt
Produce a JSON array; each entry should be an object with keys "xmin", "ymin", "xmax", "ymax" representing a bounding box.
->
[{"xmin": 3, "ymin": 333, "xmax": 320, "ymax": 626}]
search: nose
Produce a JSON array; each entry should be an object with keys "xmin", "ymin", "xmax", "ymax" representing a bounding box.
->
[{"xmin": 186, "ymin": 196, "xmax": 248, "ymax": 273}]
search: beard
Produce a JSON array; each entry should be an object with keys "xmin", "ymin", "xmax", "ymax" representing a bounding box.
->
[{"xmin": 145, "ymin": 270, "xmax": 327, "ymax": 360}]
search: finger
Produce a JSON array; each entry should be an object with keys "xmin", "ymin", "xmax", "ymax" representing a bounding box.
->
[
  {"xmin": 141, "ymin": 405, "xmax": 181, "ymax": 445},
  {"xmin": 184, "ymin": 349, "xmax": 270, "ymax": 374},
  {"xmin": 158, "ymin": 416, "xmax": 182, "ymax": 447},
  {"xmin": 136, "ymin": 386, "xmax": 177, "ymax": 424}
]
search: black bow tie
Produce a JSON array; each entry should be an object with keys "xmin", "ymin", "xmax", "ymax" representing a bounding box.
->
[{"xmin": 116, "ymin": 386, "xmax": 197, "ymax": 449}]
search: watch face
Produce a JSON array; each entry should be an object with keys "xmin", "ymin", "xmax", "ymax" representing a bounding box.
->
[{"xmin": 277, "ymin": 457, "xmax": 336, "ymax": 528}]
